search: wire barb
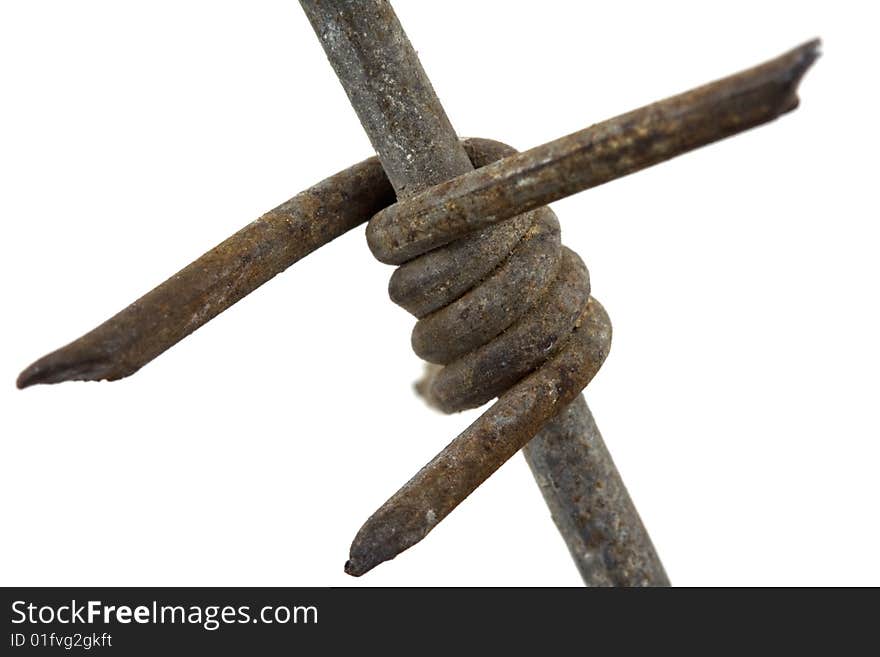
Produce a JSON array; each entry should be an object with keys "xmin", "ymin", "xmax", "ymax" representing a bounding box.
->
[
  {"xmin": 17, "ymin": 0, "xmax": 818, "ymax": 586},
  {"xmin": 367, "ymin": 40, "xmax": 820, "ymax": 264}
]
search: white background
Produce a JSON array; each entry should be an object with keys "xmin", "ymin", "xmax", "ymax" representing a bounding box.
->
[{"xmin": 2, "ymin": 1, "xmax": 877, "ymax": 586}]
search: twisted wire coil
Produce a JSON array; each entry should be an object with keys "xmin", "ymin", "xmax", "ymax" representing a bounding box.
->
[{"xmin": 369, "ymin": 138, "xmax": 607, "ymax": 416}]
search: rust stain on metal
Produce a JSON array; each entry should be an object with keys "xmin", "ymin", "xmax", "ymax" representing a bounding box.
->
[
  {"xmin": 301, "ymin": 0, "xmax": 661, "ymax": 583},
  {"xmin": 368, "ymin": 40, "xmax": 819, "ymax": 264},
  {"xmin": 16, "ymin": 158, "xmax": 395, "ymax": 388},
  {"xmin": 523, "ymin": 395, "xmax": 670, "ymax": 586},
  {"xmin": 16, "ymin": 0, "xmax": 819, "ymax": 586}
]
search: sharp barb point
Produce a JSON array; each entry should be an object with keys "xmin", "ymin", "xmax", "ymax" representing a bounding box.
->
[
  {"xmin": 343, "ymin": 559, "xmax": 368, "ymax": 577},
  {"xmin": 16, "ymin": 350, "xmax": 116, "ymax": 389}
]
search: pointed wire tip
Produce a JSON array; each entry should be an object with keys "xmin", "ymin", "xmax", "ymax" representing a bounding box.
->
[
  {"xmin": 345, "ymin": 536, "xmax": 400, "ymax": 577},
  {"xmin": 779, "ymin": 38, "xmax": 821, "ymax": 111},
  {"xmin": 16, "ymin": 367, "xmax": 42, "ymax": 390},
  {"xmin": 16, "ymin": 349, "xmax": 119, "ymax": 389},
  {"xmin": 344, "ymin": 541, "xmax": 398, "ymax": 577},
  {"xmin": 791, "ymin": 38, "xmax": 822, "ymax": 81},
  {"xmin": 343, "ymin": 559, "xmax": 366, "ymax": 577},
  {"xmin": 799, "ymin": 37, "xmax": 822, "ymax": 63}
]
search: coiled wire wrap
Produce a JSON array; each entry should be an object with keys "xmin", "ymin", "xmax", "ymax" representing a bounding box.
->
[
  {"xmin": 369, "ymin": 138, "xmax": 604, "ymax": 415},
  {"xmin": 342, "ymin": 137, "xmax": 615, "ymax": 576}
]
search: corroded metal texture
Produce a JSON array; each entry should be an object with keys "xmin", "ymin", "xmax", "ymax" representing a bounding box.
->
[
  {"xmin": 300, "ymin": 0, "xmax": 472, "ymax": 199},
  {"xmin": 368, "ymin": 40, "xmax": 819, "ymax": 264},
  {"xmin": 347, "ymin": 297, "xmax": 611, "ymax": 576},
  {"xmin": 15, "ymin": 0, "xmax": 818, "ymax": 587},
  {"xmin": 348, "ymin": 138, "xmax": 663, "ymax": 581},
  {"xmin": 300, "ymin": 0, "xmax": 665, "ymax": 583},
  {"xmin": 16, "ymin": 42, "xmax": 819, "ymax": 395},
  {"xmin": 523, "ymin": 396, "xmax": 668, "ymax": 586},
  {"xmin": 15, "ymin": 139, "xmax": 485, "ymax": 389},
  {"xmin": 16, "ymin": 158, "xmax": 396, "ymax": 388}
]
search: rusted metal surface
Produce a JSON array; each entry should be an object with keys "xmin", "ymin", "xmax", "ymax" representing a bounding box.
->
[
  {"xmin": 368, "ymin": 40, "xmax": 820, "ymax": 264},
  {"xmin": 16, "ymin": 157, "xmax": 396, "ymax": 388},
  {"xmin": 16, "ymin": 41, "xmax": 819, "ymax": 393},
  {"xmin": 300, "ymin": 0, "xmax": 472, "ymax": 199},
  {"xmin": 523, "ymin": 396, "xmax": 669, "ymax": 586},
  {"xmin": 15, "ymin": 139, "xmax": 493, "ymax": 389},
  {"xmin": 300, "ymin": 0, "xmax": 667, "ymax": 583},
  {"xmin": 347, "ymin": 297, "xmax": 611, "ymax": 576},
  {"xmin": 16, "ymin": 0, "xmax": 818, "ymax": 586}
]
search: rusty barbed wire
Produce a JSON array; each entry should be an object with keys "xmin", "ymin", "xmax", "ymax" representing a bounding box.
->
[
  {"xmin": 302, "ymin": 0, "xmax": 817, "ymax": 580},
  {"xmin": 17, "ymin": 0, "xmax": 818, "ymax": 585},
  {"xmin": 300, "ymin": 0, "xmax": 660, "ymax": 583}
]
